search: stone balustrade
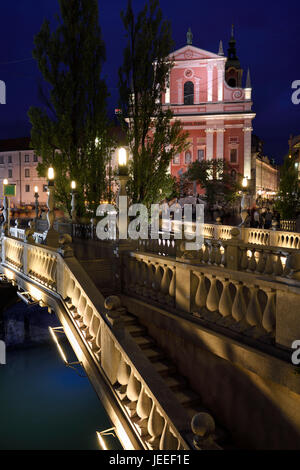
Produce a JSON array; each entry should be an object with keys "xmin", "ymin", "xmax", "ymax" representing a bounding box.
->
[
  {"xmin": 1, "ymin": 235, "xmax": 203, "ymax": 450},
  {"xmin": 122, "ymin": 249, "xmax": 300, "ymax": 349},
  {"xmin": 280, "ymin": 220, "xmax": 296, "ymax": 232}
]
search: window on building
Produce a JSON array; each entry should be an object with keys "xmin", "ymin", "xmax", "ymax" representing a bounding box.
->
[
  {"xmin": 8, "ymin": 169, "xmax": 12, "ymax": 179},
  {"xmin": 184, "ymin": 81, "xmax": 194, "ymax": 105},
  {"xmin": 43, "ymin": 184, "xmax": 48, "ymax": 192},
  {"xmin": 173, "ymin": 153, "xmax": 180, "ymax": 164},
  {"xmin": 33, "ymin": 154, "xmax": 38, "ymax": 162},
  {"xmin": 185, "ymin": 151, "xmax": 192, "ymax": 165},
  {"xmin": 0, "ymin": 156, "xmax": 4, "ymax": 164},
  {"xmin": 230, "ymin": 148, "xmax": 238, "ymax": 163},
  {"xmin": 25, "ymin": 154, "xmax": 30, "ymax": 162},
  {"xmin": 25, "ymin": 169, "xmax": 30, "ymax": 178},
  {"xmin": 8, "ymin": 155, "xmax": 12, "ymax": 164},
  {"xmin": 197, "ymin": 149, "xmax": 205, "ymax": 161},
  {"xmin": 25, "ymin": 185, "xmax": 30, "ymax": 193}
]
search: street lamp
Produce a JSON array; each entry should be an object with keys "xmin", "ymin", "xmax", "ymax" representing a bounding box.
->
[
  {"xmin": 34, "ymin": 186, "xmax": 39, "ymax": 220},
  {"xmin": 70, "ymin": 180, "xmax": 77, "ymax": 222},
  {"xmin": 45, "ymin": 167, "xmax": 59, "ymax": 247},
  {"xmin": 2, "ymin": 179, "xmax": 9, "ymax": 234},
  {"xmin": 240, "ymin": 176, "xmax": 250, "ymax": 226}
]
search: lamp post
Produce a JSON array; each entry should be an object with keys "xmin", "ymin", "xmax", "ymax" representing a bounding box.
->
[
  {"xmin": 45, "ymin": 167, "xmax": 59, "ymax": 247},
  {"xmin": 3, "ymin": 179, "xmax": 9, "ymax": 234},
  {"xmin": 117, "ymin": 147, "xmax": 129, "ymax": 243},
  {"xmin": 34, "ymin": 186, "xmax": 39, "ymax": 220},
  {"xmin": 70, "ymin": 180, "xmax": 77, "ymax": 222},
  {"xmin": 240, "ymin": 176, "xmax": 249, "ymax": 226}
]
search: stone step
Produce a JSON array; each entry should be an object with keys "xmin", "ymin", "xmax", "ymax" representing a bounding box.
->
[
  {"xmin": 163, "ymin": 375, "xmax": 187, "ymax": 392},
  {"xmin": 122, "ymin": 313, "xmax": 138, "ymax": 326},
  {"xmin": 153, "ymin": 360, "xmax": 176, "ymax": 377},
  {"xmin": 126, "ymin": 324, "xmax": 147, "ymax": 337},
  {"xmin": 134, "ymin": 335, "xmax": 156, "ymax": 350},
  {"xmin": 143, "ymin": 347, "xmax": 165, "ymax": 363},
  {"xmin": 173, "ymin": 389, "xmax": 202, "ymax": 408}
]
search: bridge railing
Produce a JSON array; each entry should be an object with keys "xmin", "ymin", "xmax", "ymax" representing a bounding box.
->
[
  {"xmin": 122, "ymin": 248, "xmax": 300, "ymax": 350},
  {"xmin": 2, "ymin": 235, "xmax": 219, "ymax": 450}
]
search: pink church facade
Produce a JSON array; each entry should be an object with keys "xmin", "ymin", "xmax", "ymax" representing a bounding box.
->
[{"xmin": 163, "ymin": 30, "xmax": 255, "ymax": 190}]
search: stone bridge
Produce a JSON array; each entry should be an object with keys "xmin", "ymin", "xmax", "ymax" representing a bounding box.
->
[{"xmin": 2, "ymin": 222, "xmax": 300, "ymax": 450}]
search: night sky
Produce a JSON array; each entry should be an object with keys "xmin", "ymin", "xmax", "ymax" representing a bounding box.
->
[{"xmin": 0, "ymin": 0, "xmax": 299, "ymax": 163}]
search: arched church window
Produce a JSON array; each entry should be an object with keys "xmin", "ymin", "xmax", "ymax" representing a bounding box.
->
[
  {"xmin": 184, "ymin": 81, "xmax": 194, "ymax": 105},
  {"xmin": 228, "ymin": 77, "xmax": 236, "ymax": 88}
]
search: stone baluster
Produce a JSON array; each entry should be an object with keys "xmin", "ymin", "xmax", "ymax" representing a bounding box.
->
[
  {"xmin": 248, "ymin": 249, "xmax": 257, "ymax": 272},
  {"xmin": 264, "ymin": 250, "xmax": 274, "ymax": 275},
  {"xmin": 147, "ymin": 402, "xmax": 164, "ymax": 449},
  {"xmin": 215, "ymin": 243, "xmax": 223, "ymax": 266},
  {"xmin": 125, "ymin": 370, "xmax": 141, "ymax": 417},
  {"xmin": 256, "ymin": 249, "xmax": 266, "ymax": 273},
  {"xmin": 194, "ymin": 272, "xmax": 208, "ymax": 310},
  {"xmin": 232, "ymin": 281, "xmax": 247, "ymax": 322},
  {"xmin": 152, "ymin": 263, "xmax": 162, "ymax": 300},
  {"xmin": 158, "ymin": 265, "xmax": 170, "ymax": 303},
  {"xmin": 210, "ymin": 242, "xmax": 217, "ymax": 265},
  {"xmin": 159, "ymin": 420, "xmax": 179, "ymax": 450},
  {"xmin": 206, "ymin": 276, "xmax": 220, "ymax": 312},
  {"xmin": 246, "ymin": 285, "xmax": 262, "ymax": 328},
  {"xmin": 202, "ymin": 242, "xmax": 210, "ymax": 264},
  {"xmin": 218, "ymin": 279, "xmax": 232, "ymax": 318},
  {"xmin": 168, "ymin": 266, "xmax": 176, "ymax": 304},
  {"xmin": 136, "ymin": 386, "xmax": 152, "ymax": 437},
  {"xmin": 262, "ymin": 289, "xmax": 276, "ymax": 335},
  {"xmin": 116, "ymin": 355, "xmax": 131, "ymax": 399},
  {"xmin": 240, "ymin": 247, "xmax": 249, "ymax": 271},
  {"xmin": 274, "ymin": 252, "xmax": 284, "ymax": 276}
]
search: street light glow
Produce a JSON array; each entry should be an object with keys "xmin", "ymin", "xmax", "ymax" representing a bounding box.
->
[
  {"xmin": 3, "ymin": 179, "xmax": 8, "ymax": 185},
  {"xmin": 118, "ymin": 147, "xmax": 127, "ymax": 166},
  {"xmin": 71, "ymin": 180, "xmax": 76, "ymax": 190},
  {"xmin": 34, "ymin": 186, "xmax": 38, "ymax": 194},
  {"xmin": 242, "ymin": 177, "xmax": 248, "ymax": 188},
  {"xmin": 48, "ymin": 167, "xmax": 54, "ymax": 180}
]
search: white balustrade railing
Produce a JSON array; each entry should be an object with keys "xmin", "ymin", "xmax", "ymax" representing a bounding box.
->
[
  {"xmin": 0, "ymin": 235, "xmax": 198, "ymax": 450},
  {"xmin": 122, "ymin": 249, "xmax": 300, "ymax": 348}
]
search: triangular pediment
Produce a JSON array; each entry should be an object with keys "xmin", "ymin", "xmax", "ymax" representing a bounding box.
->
[{"xmin": 169, "ymin": 45, "xmax": 222, "ymax": 62}]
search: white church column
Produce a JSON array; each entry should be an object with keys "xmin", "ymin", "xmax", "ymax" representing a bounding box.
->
[
  {"xmin": 217, "ymin": 63, "xmax": 224, "ymax": 102},
  {"xmin": 206, "ymin": 128, "xmax": 214, "ymax": 160},
  {"xmin": 207, "ymin": 64, "xmax": 213, "ymax": 102},
  {"xmin": 216, "ymin": 128, "xmax": 225, "ymax": 159},
  {"xmin": 243, "ymin": 125, "xmax": 253, "ymax": 179},
  {"xmin": 195, "ymin": 78, "xmax": 200, "ymax": 104}
]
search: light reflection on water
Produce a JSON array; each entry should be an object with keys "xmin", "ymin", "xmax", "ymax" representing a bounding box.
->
[{"xmin": 0, "ymin": 339, "xmax": 121, "ymax": 450}]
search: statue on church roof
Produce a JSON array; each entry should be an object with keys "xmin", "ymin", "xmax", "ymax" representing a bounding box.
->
[{"xmin": 187, "ymin": 28, "xmax": 193, "ymax": 45}]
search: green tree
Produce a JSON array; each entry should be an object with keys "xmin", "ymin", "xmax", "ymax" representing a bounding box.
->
[
  {"xmin": 274, "ymin": 154, "xmax": 300, "ymax": 219},
  {"xmin": 28, "ymin": 0, "xmax": 114, "ymax": 217},
  {"xmin": 118, "ymin": 0, "xmax": 188, "ymax": 207},
  {"xmin": 183, "ymin": 159, "xmax": 241, "ymax": 207}
]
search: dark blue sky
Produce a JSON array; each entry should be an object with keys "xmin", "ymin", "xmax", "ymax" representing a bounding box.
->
[{"xmin": 0, "ymin": 0, "xmax": 299, "ymax": 163}]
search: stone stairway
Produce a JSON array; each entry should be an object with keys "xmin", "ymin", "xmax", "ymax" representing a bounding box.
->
[{"xmin": 122, "ymin": 311, "xmax": 235, "ymax": 449}]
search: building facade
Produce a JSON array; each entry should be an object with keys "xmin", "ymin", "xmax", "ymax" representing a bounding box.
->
[
  {"xmin": 163, "ymin": 28, "xmax": 255, "ymax": 189},
  {"xmin": 0, "ymin": 138, "xmax": 48, "ymax": 207},
  {"xmin": 251, "ymin": 134, "xmax": 278, "ymax": 197},
  {"xmin": 289, "ymin": 134, "xmax": 300, "ymax": 182}
]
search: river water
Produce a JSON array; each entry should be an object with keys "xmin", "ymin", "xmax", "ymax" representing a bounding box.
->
[{"xmin": 0, "ymin": 305, "xmax": 121, "ymax": 450}]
